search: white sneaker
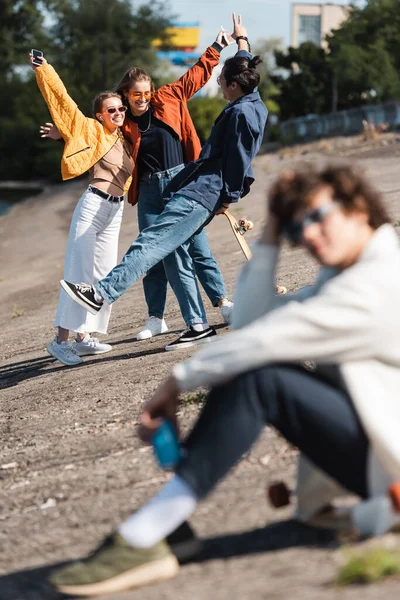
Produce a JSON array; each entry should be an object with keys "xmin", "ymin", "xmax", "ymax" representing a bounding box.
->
[
  {"xmin": 136, "ymin": 317, "xmax": 168, "ymax": 341},
  {"xmin": 220, "ymin": 301, "xmax": 234, "ymax": 324},
  {"xmin": 47, "ymin": 339, "xmax": 82, "ymax": 366},
  {"xmin": 72, "ymin": 336, "xmax": 112, "ymax": 356}
]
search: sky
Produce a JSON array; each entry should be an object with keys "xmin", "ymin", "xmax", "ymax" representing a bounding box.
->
[
  {"xmin": 164, "ymin": 0, "xmax": 356, "ymax": 53},
  {"xmin": 152, "ymin": 0, "xmax": 357, "ymax": 94}
]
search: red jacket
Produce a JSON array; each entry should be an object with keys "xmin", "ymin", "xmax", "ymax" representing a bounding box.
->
[{"xmin": 123, "ymin": 45, "xmax": 220, "ymax": 206}]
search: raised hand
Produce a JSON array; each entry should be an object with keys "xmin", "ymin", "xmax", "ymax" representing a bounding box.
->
[
  {"xmin": 231, "ymin": 12, "xmax": 248, "ymax": 40},
  {"xmin": 216, "ymin": 26, "xmax": 234, "ymax": 48},
  {"xmin": 29, "ymin": 52, "xmax": 47, "ymax": 70}
]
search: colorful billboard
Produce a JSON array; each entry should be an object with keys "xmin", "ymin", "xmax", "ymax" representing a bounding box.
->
[{"xmin": 153, "ymin": 21, "xmax": 200, "ymax": 52}]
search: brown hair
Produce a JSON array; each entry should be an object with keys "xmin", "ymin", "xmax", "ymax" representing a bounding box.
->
[
  {"xmin": 92, "ymin": 91, "xmax": 123, "ymax": 120},
  {"xmin": 222, "ymin": 55, "xmax": 263, "ymax": 94},
  {"xmin": 114, "ymin": 67, "xmax": 155, "ymax": 98},
  {"xmin": 269, "ymin": 164, "xmax": 390, "ymax": 235}
]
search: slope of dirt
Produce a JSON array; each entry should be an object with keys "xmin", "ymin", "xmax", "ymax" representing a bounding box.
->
[{"xmin": 1, "ymin": 133, "xmax": 400, "ymax": 599}]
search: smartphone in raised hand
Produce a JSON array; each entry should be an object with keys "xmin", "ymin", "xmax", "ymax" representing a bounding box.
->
[{"xmin": 31, "ymin": 49, "xmax": 43, "ymax": 66}]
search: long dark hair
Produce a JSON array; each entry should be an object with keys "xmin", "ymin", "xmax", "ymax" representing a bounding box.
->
[
  {"xmin": 114, "ymin": 67, "xmax": 155, "ymax": 98},
  {"xmin": 222, "ymin": 55, "xmax": 263, "ymax": 94}
]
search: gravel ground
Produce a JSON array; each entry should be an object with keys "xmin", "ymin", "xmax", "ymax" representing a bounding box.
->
[{"xmin": 2, "ymin": 132, "xmax": 400, "ymax": 599}]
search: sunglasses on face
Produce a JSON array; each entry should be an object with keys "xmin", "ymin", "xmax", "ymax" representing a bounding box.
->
[
  {"xmin": 283, "ymin": 202, "xmax": 338, "ymax": 244},
  {"xmin": 128, "ymin": 91, "xmax": 154, "ymax": 100},
  {"xmin": 103, "ymin": 106, "xmax": 127, "ymax": 115}
]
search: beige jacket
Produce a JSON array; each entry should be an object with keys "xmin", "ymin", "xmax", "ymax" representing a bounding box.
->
[{"xmin": 173, "ymin": 225, "xmax": 400, "ymax": 517}]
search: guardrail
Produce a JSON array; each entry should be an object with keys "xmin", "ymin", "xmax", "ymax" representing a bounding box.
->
[{"xmin": 279, "ymin": 101, "xmax": 400, "ymax": 141}]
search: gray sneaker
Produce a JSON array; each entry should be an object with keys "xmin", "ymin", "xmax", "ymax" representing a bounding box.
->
[
  {"xmin": 49, "ymin": 532, "xmax": 179, "ymax": 597},
  {"xmin": 47, "ymin": 339, "xmax": 82, "ymax": 366},
  {"xmin": 72, "ymin": 337, "xmax": 112, "ymax": 356}
]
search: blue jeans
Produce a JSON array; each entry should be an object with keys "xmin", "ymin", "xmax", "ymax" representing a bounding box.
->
[
  {"xmin": 96, "ymin": 194, "xmax": 213, "ymax": 321},
  {"xmin": 135, "ymin": 165, "xmax": 227, "ymax": 324}
]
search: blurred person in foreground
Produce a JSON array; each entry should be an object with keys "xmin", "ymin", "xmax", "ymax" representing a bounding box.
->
[{"xmin": 50, "ymin": 164, "xmax": 400, "ymax": 596}]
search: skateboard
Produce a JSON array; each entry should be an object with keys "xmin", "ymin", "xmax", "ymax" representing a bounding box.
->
[{"xmin": 223, "ymin": 209, "xmax": 287, "ymax": 295}]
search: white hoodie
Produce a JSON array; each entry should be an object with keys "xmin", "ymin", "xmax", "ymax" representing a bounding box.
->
[{"xmin": 173, "ymin": 224, "xmax": 400, "ymax": 518}]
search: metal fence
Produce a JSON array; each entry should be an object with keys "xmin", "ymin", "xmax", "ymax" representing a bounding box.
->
[{"xmin": 279, "ymin": 101, "xmax": 400, "ymax": 141}]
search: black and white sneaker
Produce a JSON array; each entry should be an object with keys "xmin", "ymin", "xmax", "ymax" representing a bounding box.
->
[
  {"xmin": 165, "ymin": 326, "xmax": 216, "ymax": 351},
  {"xmin": 60, "ymin": 280, "xmax": 103, "ymax": 315}
]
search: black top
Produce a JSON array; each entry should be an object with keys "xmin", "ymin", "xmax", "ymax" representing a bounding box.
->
[{"xmin": 131, "ymin": 107, "xmax": 184, "ymax": 175}]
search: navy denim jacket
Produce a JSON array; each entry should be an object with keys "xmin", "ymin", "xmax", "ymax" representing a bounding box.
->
[{"xmin": 162, "ymin": 50, "xmax": 268, "ymax": 212}]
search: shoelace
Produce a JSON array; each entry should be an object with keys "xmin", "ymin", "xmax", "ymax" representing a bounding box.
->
[
  {"xmin": 61, "ymin": 342, "xmax": 80, "ymax": 359},
  {"xmin": 179, "ymin": 327, "xmax": 191, "ymax": 338},
  {"xmin": 76, "ymin": 337, "xmax": 99, "ymax": 347}
]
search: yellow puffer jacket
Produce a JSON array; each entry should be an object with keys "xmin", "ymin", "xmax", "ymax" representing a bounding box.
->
[{"xmin": 35, "ymin": 62, "xmax": 132, "ymax": 193}]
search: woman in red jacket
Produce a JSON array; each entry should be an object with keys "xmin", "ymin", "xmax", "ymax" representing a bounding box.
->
[{"xmin": 118, "ymin": 27, "xmax": 234, "ymax": 343}]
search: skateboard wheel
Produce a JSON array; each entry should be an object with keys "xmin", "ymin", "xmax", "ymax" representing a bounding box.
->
[
  {"xmin": 275, "ymin": 285, "xmax": 287, "ymax": 295},
  {"xmin": 267, "ymin": 482, "xmax": 291, "ymax": 508},
  {"xmin": 238, "ymin": 218, "xmax": 253, "ymax": 231}
]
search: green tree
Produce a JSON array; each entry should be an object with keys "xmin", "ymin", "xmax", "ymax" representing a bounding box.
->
[
  {"xmin": 274, "ymin": 42, "xmax": 333, "ymax": 120},
  {"xmin": 253, "ymin": 38, "xmax": 282, "ymax": 116},
  {"xmin": 188, "ymin": 96, "xmax": 227, "ymax": 144},
  {"xmin": 0, "ymin": 1, "xmax": 48, "ymax": 72},
  {"xmin": 328, "ymin": 0, "xmax": 400, "ymax": 108},
  {"xmin": 1, "ymin": 0, "xmax": 173, "ymax": 181},
  {"xmin": 43, "ymin": 0, "xmax": 172, "ymax": 107}
]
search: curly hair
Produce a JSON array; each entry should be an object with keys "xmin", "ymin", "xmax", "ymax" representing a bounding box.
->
[{"xmin": 269, "ymin": 164, "xmax": 390, "ymax": 234}]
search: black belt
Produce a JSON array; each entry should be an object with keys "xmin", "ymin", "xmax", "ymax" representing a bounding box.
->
[{"xmin": 88, "ymin": 185, "xmax": 124, "ymax": 203}]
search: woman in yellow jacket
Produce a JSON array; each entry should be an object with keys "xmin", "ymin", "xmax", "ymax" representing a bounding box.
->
[{"xmin": 31, "ymin": 53, "xmax": 134, "ymax": 366}]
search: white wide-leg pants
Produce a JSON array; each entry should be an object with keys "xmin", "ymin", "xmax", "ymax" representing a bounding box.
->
[{"xmin": 55, "ymin": 188, "xmax": 124, "ymax": 334}]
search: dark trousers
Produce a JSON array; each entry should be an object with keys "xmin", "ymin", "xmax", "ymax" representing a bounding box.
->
[{"xmin": 176, "ymin": 365, "xmax": 369, "ymax": 500}]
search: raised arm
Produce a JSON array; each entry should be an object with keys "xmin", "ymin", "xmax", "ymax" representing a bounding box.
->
[
  {"xmin": 30, "ymin": 54, "xmax": 87, "ymax": 142},
  {"xmin": 159, "ymin": 27, "xmax": 232, "ymax": 102}
]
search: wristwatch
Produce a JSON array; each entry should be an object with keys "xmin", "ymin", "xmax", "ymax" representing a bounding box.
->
[{"xmin": 236, "ymin": 36, "xmax": 251, "ymax": 52}]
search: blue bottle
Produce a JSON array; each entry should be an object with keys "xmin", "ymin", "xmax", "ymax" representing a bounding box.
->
[{"xmin": 152, "ymin": 420, "xmax": 182, "ymax": 470}]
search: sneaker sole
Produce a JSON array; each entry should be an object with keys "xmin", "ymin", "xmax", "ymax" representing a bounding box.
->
[
  {"xmin": 60, "ymin": 280, "xmax": 100, "ymax": 316},
  {"xmin": 46, "ymin": 345, "xmax": 82, "ymax": 366},
  {"xmin": 75, "ymin": 347, "xmax": 113, "ymax": 356},
  {"xmin": 54, "ymin": 555, "xmax": 179, "ymax": 597},
  {"xmin": 165, "ymin": 336, "xmax": 216, "ymax": 352},
  {"xmin": 136, "ymin": 330, "xmax": 168, "ymax": 341}
]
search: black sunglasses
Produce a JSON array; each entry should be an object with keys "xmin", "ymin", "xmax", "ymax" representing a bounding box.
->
[
  {"xmin": 104, "ymin": 106, "xmax": 127, "ymax": 114},
  {"xmin": 283, "ymin": 202, "xmax": 338, "ymax": 244}
]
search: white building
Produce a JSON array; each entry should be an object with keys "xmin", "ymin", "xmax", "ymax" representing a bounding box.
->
[{"xmin": 291, "ymin": 3, "xmax": 349, "ymax": 49}]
